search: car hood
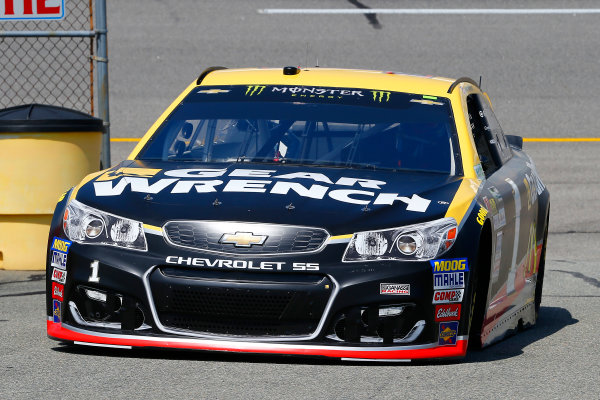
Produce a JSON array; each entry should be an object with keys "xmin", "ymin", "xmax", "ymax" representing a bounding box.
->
[{"xmin": 73, "ymin": 160, "xmax": 466, "ymax": 234}]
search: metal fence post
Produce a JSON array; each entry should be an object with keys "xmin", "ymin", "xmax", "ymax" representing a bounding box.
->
[{"xmin": 95, "ymin": 0, "xmax": 111, "ymax": 168}]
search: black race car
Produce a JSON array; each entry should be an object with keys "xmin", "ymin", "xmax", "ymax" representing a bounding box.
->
[{"xmin": 46, "ymin": 67, "xmax": 549, "ymax": 361}]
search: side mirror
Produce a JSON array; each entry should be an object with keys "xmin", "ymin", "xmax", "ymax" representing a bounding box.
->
[{"xmin": 506, "ymin": 135, "xmax": 523, "ymax": 150}]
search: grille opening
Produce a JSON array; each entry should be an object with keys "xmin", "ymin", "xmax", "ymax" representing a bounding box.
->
[{"xmin": 150, "ymin": 270, "xmax": 332, "ymax": 337}]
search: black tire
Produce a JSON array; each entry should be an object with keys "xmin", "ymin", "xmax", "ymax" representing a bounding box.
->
[
  {"xmin": 468, "ymin": 226, "xmax": 492, "ymax": 350},
  {"xmin": 534, "ymin": 217, "xmax": 549, "ymax": 321}
]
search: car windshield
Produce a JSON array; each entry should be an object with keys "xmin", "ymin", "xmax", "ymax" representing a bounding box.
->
[{"xmin": 137, "ymin": 85, "xmax": 461, "ymax": 174}]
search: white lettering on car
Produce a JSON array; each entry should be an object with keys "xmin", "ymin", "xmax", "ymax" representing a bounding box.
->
[
  {"xmin": 171, "ymin": 180, "xmax": 223, "ymax": 193},
  {"xmin": 223, "ymin": 179, "xmax": 271, "ymax": 193},
  {"xmin": 328, "ymin": 189, "xmax": 374, "ymax": 205},
  {"xmin": 164, "ymin": 168, "xmax": 226, "ymax": 178},
  {"xmin": 373, "ymin": 193, "xmax": 431, "ymax": 212},
  {"xmin": 92, "ymin": 169, "xmax": 433, "ymax": 212},
  {"xmin": 274, "ymin": 172, "xmax": 333, "ymax": 184},
  {"xmin": 270, "ymin": 182, "xmax": 328, "ymax": 199},
  {"xmin": 166, "ymin": 257, "xmax": 306, "ymax": 271}
]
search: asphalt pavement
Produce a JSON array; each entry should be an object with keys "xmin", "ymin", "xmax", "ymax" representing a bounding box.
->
[{"xmin": 1, "ymin": 1, "xmax": 600, "ymax": 399}]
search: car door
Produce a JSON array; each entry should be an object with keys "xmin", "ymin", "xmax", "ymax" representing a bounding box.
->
[{"xmin": 466, "ymin": 93, "xmax": 537, "ymax": 322}]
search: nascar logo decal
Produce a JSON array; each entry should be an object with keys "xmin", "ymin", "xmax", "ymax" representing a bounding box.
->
[
  {"xmin": 431, "ymin": 258, "xmax": 469, "ymax": 274},
  {"xmin": 433, "ymin": 289, "xmax": 464, "ymax": 304},
  {"xmin": 438, "ymin": 321, "xmax": 458, "ymax": 346}
]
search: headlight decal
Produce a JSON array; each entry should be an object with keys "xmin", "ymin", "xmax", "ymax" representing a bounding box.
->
[
  {"xmin": 63, "ymin": 200, "xmax": 148, "ymax": 251},
  {"xmin": 342, "ymin": 217, "xmax": 457, "ymax": 262}
]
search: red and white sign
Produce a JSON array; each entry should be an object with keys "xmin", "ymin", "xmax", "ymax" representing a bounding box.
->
[
  {"xmin": 52, "ymin": 282, "xmax": 64, "ymax": 301},
  {"xmin": 1, "ymin": 0, "xmax": 65, "ymax": 20},
  {"xmin": 435, "ymin": 304, "xmax": 461, "ymax": 322}
]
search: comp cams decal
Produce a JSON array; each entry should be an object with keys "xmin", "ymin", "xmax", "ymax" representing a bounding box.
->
[
  {"xmin": 92, "ymin": 168, "xmax": 432, "ymax": 211},
  {"xmin": 51, "ymin": 268, "xmax": 67, "ymax": 284},
  {"xmin": 433, "ymin": 289, "xmax": 464, "ymax": 304},
  {"xmin": 50, "ymin": 237, "xmax": 72, "ymax": 270},
  {"xmin": 166, "ymin": 256, "xmax": 319, "ymax": 271}
]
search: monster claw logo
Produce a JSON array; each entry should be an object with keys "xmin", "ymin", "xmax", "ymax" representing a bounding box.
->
[
  {"xmin": 371, "ymin": 91, "xmax": 391, "ymax": 103},
  {"xmin": 245, "ymin": 85, "xmax": 266, "ymax": 96}
]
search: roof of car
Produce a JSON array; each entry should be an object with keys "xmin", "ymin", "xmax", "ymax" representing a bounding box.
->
[{"xmin": 199, "ymin": 68, "xmax": 459, "ymax": 98}]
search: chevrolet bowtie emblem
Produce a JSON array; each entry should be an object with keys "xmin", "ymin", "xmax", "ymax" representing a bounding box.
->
[{"xmin": 220, "ymin": 232, "xmax": 267, "ymax": 248}]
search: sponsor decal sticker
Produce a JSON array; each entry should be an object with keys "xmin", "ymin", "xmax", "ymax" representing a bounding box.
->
[
  {"xmin": 245, "ymin": 85, "xmax": 266, "ymax": 96},
  {"xmin": 433, "ymin": 289, "xmax": 464, "ymax": 304},
  {"xmin": 51, "ymin": 268, "xmax": 67, "ymax": 284},
  {"xmin": 92, "ymin": 168, "xmax": 431, "ymax": 212},
  {"xmin": 476, "ymin": 206, "xmax": 488, "ymax": 225},
  {"xmin": 50, "ymin": 237, "xmax": 72, "ymax": 254},
  {"xmin": 474, "ymin": 164, "xmax": 485, "ymax": 181},
  {"xmin": 52, "ymin": 282, "xmax": 64, "ymax": 301},
  {"xmin": 430, "ymin": 258, "xmax": 469, "ymax": 274},
  {"xmin": 53, "ymin": 300, "xmax": 61, "ymax": 323},
  {"xmin": 433, "ymin": 272, "xmax": 465, "ymax": 289},
  {"xmin": 435, "ymin": 304, "xmax": 461, "ymax": 322},
  {"xmin": 380, "ymin": 283, "xmax": 410, "ymax": 295},
  {"xmin": 50, "ymin": 251, "xmax": 68, "ymax": 269},
  {"xmin": 438, "ymin": 321, "xmax": 458, "ymax": 346},
  {"xmin": 371, "ymin": 91, "xmax": 391, "ymax": 103}
]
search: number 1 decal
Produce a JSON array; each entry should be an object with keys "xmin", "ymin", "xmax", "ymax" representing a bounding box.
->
[{"xmin": 89, "ymin": 260, "xmax": 100, "ymax": 283}]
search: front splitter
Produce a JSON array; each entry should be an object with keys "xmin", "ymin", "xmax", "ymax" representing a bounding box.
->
[{"xmin": 47, "ymin": 320, "xmax": 468, "ymax": 360}]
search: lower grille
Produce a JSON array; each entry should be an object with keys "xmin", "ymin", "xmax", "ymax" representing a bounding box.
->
[{"xmin": 149, "ymin": 268, "xmax": 333, "ymax": 337}]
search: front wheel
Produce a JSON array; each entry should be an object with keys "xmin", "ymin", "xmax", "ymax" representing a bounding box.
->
[
  {"xmin": 534, "ymin": 218, "xmax": 549, "ymax": 321},
  {"xmin": 468, "ymin": 229, "xmax": 492, "ymax": 350}
]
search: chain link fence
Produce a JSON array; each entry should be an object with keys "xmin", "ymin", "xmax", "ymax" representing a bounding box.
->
[{"xmin": 0, "ymin": 0, "xmax": 95, "ymax": 114}]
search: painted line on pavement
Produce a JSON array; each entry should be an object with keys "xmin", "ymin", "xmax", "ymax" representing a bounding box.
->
[{"xmin": 258, "ymin": 8, "xmax": 600, "ymax": 15}]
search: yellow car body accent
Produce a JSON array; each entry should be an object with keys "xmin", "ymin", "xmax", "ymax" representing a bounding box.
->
[
  {"xmin": 128, "ymin": 80, "xmax": 199, "ymax": 159},
  {"xmin": 444, "ymin": 178, "xmax": 481, "ymax": 226},
  {"xmin": 69, "ymin": 170, "xmax": 105, "ymax": 201},
  {"xmin": 330, "ymin": 234, "xmax": 354, "ymax": 240},
  {"xmin": 143, "ymin": 224, "xmax": 163, "ymax": 233},
  {"xmin": 96, "ymin": 167, "xmax": 161, "ymax": 182}
]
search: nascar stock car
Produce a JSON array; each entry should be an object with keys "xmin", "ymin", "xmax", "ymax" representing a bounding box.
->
[{"xmin": 46, "ymin": 66, "xmax": 549, "ymax": 361}]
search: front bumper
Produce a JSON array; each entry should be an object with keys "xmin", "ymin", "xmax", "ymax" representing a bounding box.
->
[{"xmin": 47, "ymin": 229, "xmax": 474, "ymax": 360}]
